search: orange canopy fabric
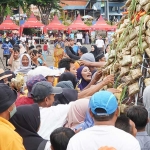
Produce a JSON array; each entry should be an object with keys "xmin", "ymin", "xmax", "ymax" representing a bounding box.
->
[
  {"xmin": 92, "ymin": 16, "xmax": 117, "ymax": 31},
  {"xmin": 68, "ymin": 14, "xmax": 90, "ymax": 30},
  {"xmin": 21, "ymin": 14, "xmax": 44, "ymax": 28},
  {"xmin": 45, "ymin": 15, "xmax": 67, "ymax": 31},
  {"xmin": 0, "ymin": 16, "xmax": 19, "ymax": 30}
]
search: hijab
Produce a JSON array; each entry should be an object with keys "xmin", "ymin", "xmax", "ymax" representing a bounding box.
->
[
  {"xmin": 65, "ymin": 98, "xmax": 90, "ymax": 129},
  {"xmin": 143, "ymin": 85, "xmax": 150, "ymax": 135},
  {"xmin": 90, "ymin": 45, "xmax": 100, "ymax": 58},
  {"xmin": 10, "ymin": 104, "xmax": 44, "ymax": 150},
  {"xmin": 53, "ymin": 88, "xmax": 78, "ymax": 105},
  {"xmin": 19, "ymin": 44, "xmax": 26, "ymax": 54},
  {"xmin": 58, "ymin": 72, "xmax": 77, "ymax": 89},
  {"xmin": 56, "ymin": 81, "xmax": 74, "ymax": 89},
  {"xmin": 15, "ymin": 54, "xmax": 34, "ymax": 74},
  {"xmin": 77, "ymin": 66, "xmax": 90, "ymax": 91}
]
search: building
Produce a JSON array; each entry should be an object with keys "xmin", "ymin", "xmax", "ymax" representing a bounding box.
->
[{"xmin": 62, "ymin": 0, "xmax": 126, "ymax": 20}]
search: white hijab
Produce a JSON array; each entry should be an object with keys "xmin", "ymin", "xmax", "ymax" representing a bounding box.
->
[
  {"xmin": 15, "ymin": 54, "xmax": 34, "ymax": 74},
  {"xmin": 19, "ymin": 44, "xmax": 26, "ymax": 54}
]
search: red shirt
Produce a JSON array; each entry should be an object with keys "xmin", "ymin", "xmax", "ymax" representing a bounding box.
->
[{"xmin": 15, "ymin": 96, "xmax": 34, "ymax": 107}]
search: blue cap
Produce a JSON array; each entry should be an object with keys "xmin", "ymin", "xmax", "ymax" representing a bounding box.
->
[{"xmin": 89, "ymin": 91, "xmax": 118, "ymax": 116}]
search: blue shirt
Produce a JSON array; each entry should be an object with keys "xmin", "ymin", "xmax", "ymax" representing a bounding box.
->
[
  {"xmin": 2, "ymin": 42, "xmax": 13, "ymax": 55},
  {"xmin": 69, "ymin": 33, "xmax": 74, "ymax": 39},
  {"xmin": 72, "ymin": 45, "xmax": 79, "ymax": 54}
]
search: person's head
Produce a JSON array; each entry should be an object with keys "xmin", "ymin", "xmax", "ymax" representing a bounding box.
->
[
  {"xmin": 89, "ymin": 91, "xmax": 118, "ymax": 125},
  {"xmin": 36, "ymin": 45, "xmax": 42, "ymax": 50},
  {"xmin": 70, "ymin": 39, "xmax": 75, "ymax": 46},
  {"xmin": 91, "ymin": 45, "xmax": 97, "ymax": 52},
  {"xmin": 20, "ymin": 53, "xmax": 31, "ymax": 67},
  {"xmin": 30, "ymin": 50, "xmax": 39, "ymax": 61},
  {"xmin": 115, "ymin": 115, "xmax": 137, "ymax": 137},
  {"xmin": 50, "ymin": 127, "xmax": 75, "ymax": 150},
  {"xmin": 10, "ymin": 104, "xmax": 41, "ymax": 150},
  {"xmin": 5, "ymin": 38, "xmax": 9, "ymax": 43},
  {"xmin": 80, "ymin": 53, "xmax": 95, "ymax": 63},
  {"xmin": 58, "ymin": 58, "xmax": 77, "ymax": 76},
  {"xmin": 0, "ymin": 69, "xmax": 12, "ymax": 84},
  {"xmin": 0, "ymin": 83, "xmax": 17, "ymax": 120},
  {"xmin": 13, "ymin": 47, "xmax": 20, "ymax": 60},
  {"xmin": 26, "ymin": 74, "xmax": 46, "ymax": 98},
  {"xmin": 58, "ymin": 36, "xmax": 62, "ymax": 42},
  {"xmin": 77, "ymin": 66, "xmax": 91, "ymax": 82},
  {"xmin": 56, "ymin": 81, "xmax": 74, "ymax": 90},
  {"xmin": 27, "ymin": 66, "xmax": 56, "ymax": 85},
  {"xmin": 31, "ymin": 81, "xmax": 62, "ymax": 107},
  {"xmin": 59, "ymin": 72, "xmax": 77, "ymax": 89},
  {"xmin": 95, "ymin": 53, "xmax": 106, "ymax": 62},
  {"xmin": 78, "ymin": 46, "xmax": 88, "ymax": 57},
  {"xmin": 127, "ymin": 106, "xmax": 148, "ymax": 131},
  {"xmin": 99, "ymin": 36, "xmax": 102, "ymax": 40}
]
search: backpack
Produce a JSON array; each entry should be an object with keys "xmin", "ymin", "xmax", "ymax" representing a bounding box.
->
[
  {"xmin": 37, "ymin": 140, "xmax": 48, "ymax": 150},
  {"xmin": 43, "ymin": 44, "xmax": 48, "ymax": 51}
]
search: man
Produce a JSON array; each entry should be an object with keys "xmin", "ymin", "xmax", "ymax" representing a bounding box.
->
[
  {"xmin": 0, "ymin": 83, "xmax": 25, "ymax": 149},
  {"xmin": 95, "ymin": 36, "xmax": 104, "ymax": 53},
  {"xmin": 8, "ymin": 47, "xmax": 20, "ymax": 72},
  {"xmin": 78, "ymin": 46, "xmax": 88, "ymax": 57},
  {"xmin": 58, "ymin": 58, "xmax": 77, "ymax": 76},
  {"xmin": 54, "ymin": 36, "xmax": 64, "ymax": 49},
  {"xmin": 67, "ymin": 91, "xmax": 140, "ymax": 150},
  {"xmin": 115, "ymin": 114, "xmax": 137, "ymax": 137},
  {"xmin": 77, "ymin": 32, "xmax": 83, "ymax": 44},
  {"xmin": 127, "ymin": 105, "xmax": 150, "ymax": 149}
]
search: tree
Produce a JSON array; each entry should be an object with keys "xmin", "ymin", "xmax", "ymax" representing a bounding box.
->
[{"xmin": 25, "ymin": 0, "xmax": 61, "ymax": 25}]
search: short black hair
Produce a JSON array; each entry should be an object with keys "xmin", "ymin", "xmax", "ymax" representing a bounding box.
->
[
  {"xmin": 50, "ymin": 127, "xmax": 75, "ymax": 150},
  {"xmin": 32, "ymin": 50, "xmax": 38, "ymax": 55},
  {"xmin": 115, "ymin": 114, "xmax": 132, "ymax": 134},
  {"xmin": 13, "ymin": 47, "xmax": 20, "ymax": 53},
  {"xmin": 92, "ymin": 108, "xmax": 115, "ymax": 121},
  {"xmin": 36, "ymin": 45, "xmax": 41, "ymax": 48},
  {"xmin": 127, "ymin": 106, "xmax": 148, "ymax": 130},
  {"xmin": 58, "ymin": 58, "xmax": 75, "ymax": 71}
]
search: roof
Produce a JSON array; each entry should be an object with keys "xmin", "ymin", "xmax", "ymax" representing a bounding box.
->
[
  {"xmin": 0, "ymin": 16, "xmax": 19, "ymax": 30},
  {"xmin": 63, "ymin": 6, "xmax": 86, "ymax": 10},
  {"xmin": 61, "ymin": 0, "xmax": 87, "ymax": 6}
]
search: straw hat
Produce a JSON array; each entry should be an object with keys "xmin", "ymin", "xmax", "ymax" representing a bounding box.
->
[{"xmin": 0, "ymin": 69, "xmax": 12, "ymax": 80}]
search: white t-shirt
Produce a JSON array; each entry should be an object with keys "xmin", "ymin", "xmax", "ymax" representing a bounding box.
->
[
  {"xmin": 20, "ymin": 36, "xmax": 26, "ymax": 43},
  {"xmin": 67, "ymin": 126, "xmax": 140, "ymax": 150},
  {"xmin": 38, "ymin": 104, "xmax": 71, "ymax": 140},
  {"xmin": 95, "ymin": 39, "xmax": 104, "ymax": 48},
  {"xmin": 77, "ymin": 33, "xmax": 83, "ymax": 39}
]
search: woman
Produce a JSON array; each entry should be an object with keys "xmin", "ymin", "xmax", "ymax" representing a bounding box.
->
[
  {"xmin": 15, "ymin": 54, "xmax": 33, "ymax": 74},
  {"xmin": 53, "ymin": 43, "xmax": 64, "ymax": 68},
  {"xmin": 85, "ymin": 32, "xmax": 89, "ymax": 44},
  {"xmin": 90, "ymin": 45, "xmax": 100, "ymax": 59},
  {"xmin": 77, "ymin": 66, "xmax": 92, "ymax": 91},
  {"xmin": 19, "ymin": 44, "xmax": 26, "ymax": 54},
  {"xmin": 10, "ymin": 104, "xmax": 50, "ymax": 150},
  {"xmin": 58, "ymin": 72, "xmax": 77, "ymax": 89}
]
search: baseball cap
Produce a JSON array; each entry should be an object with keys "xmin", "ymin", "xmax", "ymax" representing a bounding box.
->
[
  {"xmin": 26, "ymin": 74, "xmax": 46, "ymax": 97},
  {"xmin": 89, "ymin": 91, "xmax": 118, "ymax": 116},
  {"xmin": 0, "ymin": 83, "xmax": 17, "ymax": 113},
  {"xmin": 31, "ymin": 81, "xmax": 62, "ymax": 102},
  {"xmin": 27, "ymin": 66, "xmax": 56, "ymax": 78},
  {"xmin": 80, "ymin": 53, "xmax": 95, "ymax": 62}
]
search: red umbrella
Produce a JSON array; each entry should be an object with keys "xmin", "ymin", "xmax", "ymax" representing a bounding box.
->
[
  {"xmin": 68, "ymin": 14, "xmax": 90, "ymax": 30},
  {"xmin": 45, "ymin": 15, "xmax": 67, "ymax": 31},
  {"xmin": 0, "ymin": 16, "xmax": 19, "ymax": 30},
  {"xmin": 92, "ymin": 16, "xmax": 117, "ymax": 31}
]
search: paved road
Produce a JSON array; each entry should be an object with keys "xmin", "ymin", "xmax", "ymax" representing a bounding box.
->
[{"xmin": 0, "ymin": 44, "xmax": 91, "ymax": 69}]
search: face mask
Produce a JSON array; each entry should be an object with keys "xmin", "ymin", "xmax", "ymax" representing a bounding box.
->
[{"xmin": 9, "ymin": 105, "xmax": 17, "ymax": 118}]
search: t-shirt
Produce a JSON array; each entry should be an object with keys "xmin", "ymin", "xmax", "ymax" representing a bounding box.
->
[
  {"xmin": 95, "ymin": 39, "xmax": 104, "ymax": 48},
  {"xmin": 67, "ymin": 126, "xmax": 140, "ymax": 150},
  {"xmin": 136, "ymin": 131, "xmax": 150, "ymax": 150},
  {"xmin": 38, "ymin": 104, "xmax": 72, "ymax": 140}
]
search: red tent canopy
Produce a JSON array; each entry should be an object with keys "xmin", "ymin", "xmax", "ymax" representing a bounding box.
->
[
  {"xmin": 45, "ymin": 15, "xmax": 67, "ymax": 31},
  {"xmin": 21, "ymin": 14, "xmax": 44, "ymax": 28},
  {"xmin": 92, "ymin": 16, "xmax": 117, "ymax": 31},
  {"xmin": 68, "ymin": 14, "xmax": 90, "ymax": 30},
  {"xmin": 0, "ymin": 16, "xmax": 19, "ymax": 30}
]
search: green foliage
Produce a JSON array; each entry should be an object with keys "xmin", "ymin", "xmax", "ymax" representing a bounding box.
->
[{"xmin": 84, "ymin": 20, "xmax": 92, "ymax": 26}]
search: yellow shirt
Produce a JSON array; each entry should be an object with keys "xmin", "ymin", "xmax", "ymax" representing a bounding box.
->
[{"xmin": 0, "ymin": 117, "xmax": 25, "ymax": 150}]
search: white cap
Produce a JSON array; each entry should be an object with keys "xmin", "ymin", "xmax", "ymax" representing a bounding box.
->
[{"xmin": 27, "ymin": 66, "xmax": 56, "ymax": 79}]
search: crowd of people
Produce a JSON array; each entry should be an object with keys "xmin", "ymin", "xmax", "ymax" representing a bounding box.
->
[{"xmin": 0, "ymin": 33, "xmax": 150, "ymax": 150}]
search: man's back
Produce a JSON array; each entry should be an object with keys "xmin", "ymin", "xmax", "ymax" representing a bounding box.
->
[
  {"xmin": 0, "ymin": 117, "xmax": 25, "ymax": 150},
  {"xmin": 67, "ymin": 126, "xmax": 140, "ymax": 150}
]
